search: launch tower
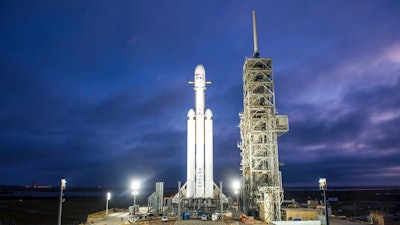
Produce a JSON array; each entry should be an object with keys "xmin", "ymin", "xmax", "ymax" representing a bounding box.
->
[{"xmin": 238, "ymin": 11, "xmax": 289, "ymax": 222}]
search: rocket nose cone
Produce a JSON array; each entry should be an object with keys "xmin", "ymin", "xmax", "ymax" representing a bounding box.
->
[
  {"xmin": 187, "ymin": 109, "xmax": 195, "ymax": 116},
  {"xmin": 194, "ymin": 64, "xmax": 205, "ymax": 76}
]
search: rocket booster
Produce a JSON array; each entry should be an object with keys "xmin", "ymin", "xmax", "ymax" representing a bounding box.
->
[{"xmin": 187, "ymin": 64, "xmax": 213, "ymax": 198}]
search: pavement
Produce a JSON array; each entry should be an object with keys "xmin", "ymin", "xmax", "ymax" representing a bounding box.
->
[
  {"xmin": 174, "ymin": 220, "xmax": 228, "ymax": 225},
  {"xmin": 92, "ymin": 214, "xmax": 242, "ymax": 225},
  {"xmin": 91, "ymin": 212, "xmax": 129, "ymax": 225},
  {"xmin": 95, "ymin": 215, "xmax": 369, "ymax": 225},
  {"xmin": 328, "ymin": 217, "xmax": 368, "ymax": 225}
]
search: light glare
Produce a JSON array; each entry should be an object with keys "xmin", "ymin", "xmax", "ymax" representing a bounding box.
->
[
  {"xmin": 233, "ymin": 180, "xmax": 240, "ymax": 190},
  {"xmin": 131, "ymin": 181, "xmax": 140, "ymax": 190}
]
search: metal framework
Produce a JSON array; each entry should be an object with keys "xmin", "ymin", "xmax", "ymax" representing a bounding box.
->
[
  {"xmin": 172, "ymin": 182, "xmax": 229, "ymax": 214},
  {"xmin": 238, "ymin": 57, "xmax": 288, "ymax": 222},
  {"xmin": 148, "ymin": 182, "xmax": 164, "ymax": 215}
]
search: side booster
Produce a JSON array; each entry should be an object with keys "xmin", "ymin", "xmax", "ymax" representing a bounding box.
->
[{"xmin": 187, "ymin": 64, "xmax": 214, "ymax": 198}]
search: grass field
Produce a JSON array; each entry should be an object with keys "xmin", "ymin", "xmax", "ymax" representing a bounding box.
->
[{"xmin": 0, "ymin": 197, "xmax": 106, "ymax": 224}]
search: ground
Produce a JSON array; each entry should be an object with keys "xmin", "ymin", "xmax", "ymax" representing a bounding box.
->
[{"xmin": 94, "ymin": 213, "xmax": 247, "ymax": 225}]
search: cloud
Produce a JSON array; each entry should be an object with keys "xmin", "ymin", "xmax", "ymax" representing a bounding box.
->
[{"xmin": 1, "ymin": 1, "xmax": 400, "ymax": 187}]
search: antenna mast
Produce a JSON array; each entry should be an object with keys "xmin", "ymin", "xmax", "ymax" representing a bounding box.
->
[{"xmin": 252, "ymin": 11, "xmax": 260, "ymax": 58}]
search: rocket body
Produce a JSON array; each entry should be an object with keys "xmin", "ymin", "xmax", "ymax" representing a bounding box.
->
[{"xmin": 187, "ymin": 64, "xmax": 213, "ymax": 198}]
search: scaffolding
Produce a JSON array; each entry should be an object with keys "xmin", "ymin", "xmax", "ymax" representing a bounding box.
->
[
  {"xmin": 238, "ymin": 11, "xmax": 289, "ymax": 223},
  {"xmin": 148, "ymin": 182, "xmax": 164, "ymax": 215}
]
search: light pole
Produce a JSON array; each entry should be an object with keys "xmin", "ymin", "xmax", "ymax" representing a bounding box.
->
[
  {"xmin": 233, "ymin": 181, "xmax": 240, "ymax": 211},
  {"xmin": 178, "ymin": 181, "xmax": 181, "ymax": 221},
  {"xmin": 319, "ymin": 178, "xmax": 329, "ymax": 225},
  {"xmin": 219, "ymin": 181, "xmax": 223, "ymax": 218},
  {"xmin": 58, "ymin": 179, "xmax": 66, "ymax": 225},
  {"xmin": 106, "ymin": 192, "xmax": 111, "ymax": 215},
  {"xmin": 131, "ymin": 181, "xmax": 140, "ymax": 215}
]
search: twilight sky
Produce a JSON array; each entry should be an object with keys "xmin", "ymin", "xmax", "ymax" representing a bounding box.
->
[{"xmin": 1, "ymin": 1, "xmax": 400, "ymax": 189}]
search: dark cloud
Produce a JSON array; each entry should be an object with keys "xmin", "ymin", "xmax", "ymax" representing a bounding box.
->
[
  {"xmin": 0, "ymin": 0, "xmax": 399, "ymax": 188},
  {"xmin": 280, "ymin": 71, "xmax": 400, "ymax": 186}
]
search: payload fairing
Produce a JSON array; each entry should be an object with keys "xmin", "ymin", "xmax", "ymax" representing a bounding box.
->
[{"xmin": 186, "ymin": 64, "xmax": 214, "ymax": 198}]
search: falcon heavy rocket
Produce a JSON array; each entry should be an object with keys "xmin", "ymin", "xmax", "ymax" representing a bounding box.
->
[{"xmin": 186, "ymin": 64, "xmax": 214, "ymax": 198}]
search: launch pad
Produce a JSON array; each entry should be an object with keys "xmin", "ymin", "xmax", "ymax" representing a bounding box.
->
[
  {"xmin": 172, "ymin": 181, "xmax": 228, "ymax": 214},
  {"xmin": 158, "ymin": 11, "xmax": 288, "ymax": 222}
]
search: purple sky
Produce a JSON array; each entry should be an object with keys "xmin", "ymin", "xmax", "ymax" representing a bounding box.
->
[{"xmin": 1, "ymin": 1, "xmax": 400, "ymax": 188}]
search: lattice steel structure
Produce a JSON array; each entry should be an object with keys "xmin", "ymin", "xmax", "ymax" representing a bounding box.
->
[
  {"xmin": 148, "ymin": 182, "xmax": 164, "ymax": 215},
  {"xmin": 238, "ymin": 11, "xmax": 289, "ymax": 223}
]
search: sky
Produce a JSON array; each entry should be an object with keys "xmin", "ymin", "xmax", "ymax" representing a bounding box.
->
[{"xmin": 1, "ymin": 1, "xmax": 400, "ymax": 189}]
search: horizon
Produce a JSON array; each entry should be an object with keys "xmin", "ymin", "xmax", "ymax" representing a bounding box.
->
[{"xmin": 2, "ymin": 183, "xmax": 399, "ymax": 190}]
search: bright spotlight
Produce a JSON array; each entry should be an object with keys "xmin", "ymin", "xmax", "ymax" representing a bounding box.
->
[
  {"xmin": 233, "ymin": 180, "xmax": 240, "ymax": 190},
  {"xmin": 131, "ymin": 181, "xmax": 140, "ymax": 190}
]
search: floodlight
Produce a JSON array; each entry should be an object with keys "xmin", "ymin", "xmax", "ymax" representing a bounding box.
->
[
  {"xmin": 319, "ymin": 178, "xmax": 327, "ymax": 190},
  {"xmin": 131, "ymin": 181, "xmax": 140, "ymax": 190},
  {"xmin": 233, "ymin": 181, "xmax": 240, "ymax": 190}
]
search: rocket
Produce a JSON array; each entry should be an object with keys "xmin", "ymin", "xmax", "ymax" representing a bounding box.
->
[{"xmin": 187, "ymin": 64, "xmax": 214, "ymax": 198}]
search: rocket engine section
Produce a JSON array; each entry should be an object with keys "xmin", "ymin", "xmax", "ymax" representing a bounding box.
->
[{"xmin": 187, "ymin": 64, "xmax": 213, "ymax": 198}]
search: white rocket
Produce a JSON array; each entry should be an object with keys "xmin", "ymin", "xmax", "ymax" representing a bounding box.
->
[{"xmin": 187, "ymin": 64, "xmax": 214, "ymax": 198}]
